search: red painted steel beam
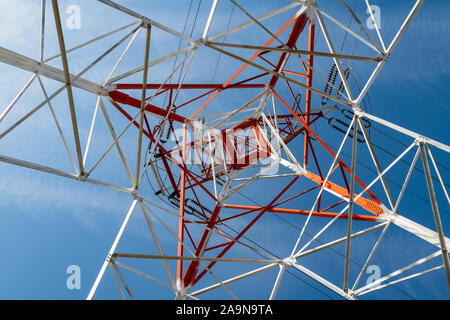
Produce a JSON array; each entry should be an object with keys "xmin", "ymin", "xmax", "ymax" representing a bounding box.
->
[
  {"xmin": 114, "ymin": 83, "xmax": 266, "ymax": 90},
  {"xmin": 183, "ymin": 205, "xmax": 222, "ymax": 287},
  {"xmin": 304, "ymin": 21, "xmax": 315, "ymax": 168},
  {"xmin": 177, "ymin": 125, "xmax": 188, "ymax": 281},
  {"xmin": 283, "ymin": 70, "xmax": 307, "ymax": 77},
  {"xmin": 160, "ymin": 150, "xmax": 180, "ymax": 198},
  {"xmin": 108, "ymin": 90, "xmax": 187, "ymax": 123},
  {"xmin": 173, "ymin": 73, "xmax": 269, "ymax": 112},
  {"xmin": 268, "ymin": 13, "xmax": 309, "ymax": 88},
  {"xmin": 223, "ymin": 204, "xmax": 380, "ymax": 223},
  {"xmin": 304, "ymin": 170, "xmax": 384, "ymax": 216}
]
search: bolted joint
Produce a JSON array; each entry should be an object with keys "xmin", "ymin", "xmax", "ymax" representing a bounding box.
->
[
  {"xmin": 414, "ymin": 135, "xmax": 430, "ymax": 146},
  {"xmin": 77, "ymin": 173, "xmax": 88, "ymax": 182},
  {"xmin": 175, "ymin": 279, "xmax": 185, "ymax": 297},
  {"xmin": 297, "ymin": 165, "xmax": 307, "ymax": 176},
  {"xmin": 281, "ymin": 256, "xmax": 296, "ymax": 267},
  {"xmin": 36, "ymin": 62, "xmax": 44, "ymax": 75},
  {"xmin": 141, "ymin": 20, "xmax": 151, "ymax": 29},
  {"xmin": 351, "ymin": 102, "xmax": 363, "ymax": 114},
  {"xmin": 215, "ymin": 198, "xmax": 224, "ymax": 208},
  {"xmin": 302, "ymin": 0, "xmax": 317, "ymax": 23},
  {"xmin": 346, "ymin": 290, "xmax": 357, "ymax": 300},
  {"xmin": 131, "ymin": 189, "xmax": 143, "ymax": 201},
  {"xmin": 194, "ymin": 38, "xmax": 206, "ymax": 49},
  {"xmin": 378, "ymin": 203, "xmax": 397, "ymax": 219},
  {"xmin": 376, "ymin": 52, "xmax": 388, "ymax": 62},
  {"xmin": 106, "ymin": 253, "xmax": 113, "ymax": 263},
  {"xmin": 98, "ymin": 84, "xmax": 116, "ymax": 97}
]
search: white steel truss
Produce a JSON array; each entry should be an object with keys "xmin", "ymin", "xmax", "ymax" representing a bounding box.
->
[{"xmin": 0, "ymin": 0, "xmax": 448, "ymax": 300}]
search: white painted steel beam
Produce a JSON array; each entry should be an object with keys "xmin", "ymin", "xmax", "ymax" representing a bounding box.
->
[
  {"xmin": 87, "ymin": 199, "xmax": 138, "ymax": 300},
  {"xmin": 97, "ymin": 0, "xmax": 195, "ymax": 43},
  {"xmin": 0, "ymin": 47, "xmax": 102, "ymax": 95}
]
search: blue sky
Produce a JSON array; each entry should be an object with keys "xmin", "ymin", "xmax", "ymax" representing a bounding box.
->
[{"xmin": 0, "ymin": 0, "xmax": 449, "ymax": 300}]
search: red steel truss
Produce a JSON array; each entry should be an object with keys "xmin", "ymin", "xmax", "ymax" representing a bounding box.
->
[{"xmin": 106, "ymin": 11, "xmax": 385, "ymax": 289}]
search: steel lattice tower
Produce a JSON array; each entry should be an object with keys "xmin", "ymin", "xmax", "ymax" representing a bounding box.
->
[{"xmin": 0, "ymin": 0, "xmax": 448, "ymax": 300}]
